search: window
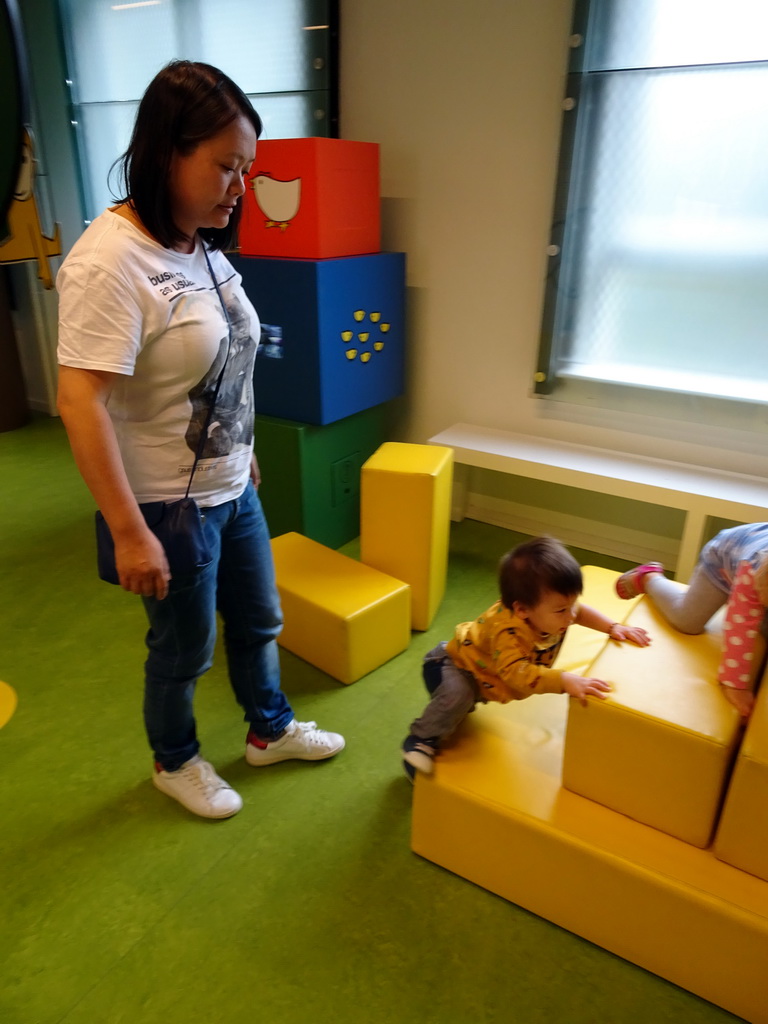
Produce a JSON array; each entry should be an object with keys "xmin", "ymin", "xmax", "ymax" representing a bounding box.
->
[
  {"xmin": 57, "ymin": 0, "xmax": 338, "ymax": 224},
  {"xmin": 537, "ymin": 0, "xmax": 768, "ymax": 406}
]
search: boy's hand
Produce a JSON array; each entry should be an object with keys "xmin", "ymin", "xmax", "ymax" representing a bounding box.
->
[
  {"xmin": 722, "ymin": 686, "xmax": 755, "ymax": 719},
  {"xmin": 609, "ymin": 623, "xmax": 651, "ymax": 647},
  {"xmin": 562, "ymin": 672, "xmax": 612, "ymax": 706}
]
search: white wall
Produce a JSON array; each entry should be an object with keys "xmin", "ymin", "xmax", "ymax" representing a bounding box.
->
[
  {"xmin": 341, "ymin": 0, "xmax": 571, "ymax": 440},
  {"xmin": 340, "ymin": 0, "xmax": 768, "ymax": 479}
]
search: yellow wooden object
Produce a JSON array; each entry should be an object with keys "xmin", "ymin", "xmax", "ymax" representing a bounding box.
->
[
  {"xmin": 0, "ymin": 680, "xmax": 17, "ymax": 729},
  {"xmin": 360, "ymin": 442, "xmax": 453, "ymax": 631},
  {"xmin": 411, "ymin": 697, "xmax": 768, "ymax": 1024},
  {"xmin": 563, "ymin": 596, "xmax": 742, "ymax": 847},
  {"xmin": 271, "ymin": 532, "xmax": 411, "ymax": 685},
  {"xmin": 714, "ymin": 666, "xmax": 768, "ymax": 881},
  {"xmin": 558, "ymin": 565, "xmax": 642, "ymax": 673}
]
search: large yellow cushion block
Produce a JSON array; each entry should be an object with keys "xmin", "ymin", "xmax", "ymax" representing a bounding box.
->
[
  {"xmin": 271, "ymin": 532, "xmax": 411, "ymax": 685},
  {"xmin": 563, "ymin": 595, "xmax": 742, "ymax": 847},
  {"xmin": 411, "ymin": 698, "xmax": 768, "ymax": 1024},
  {"xmin": 715, "ymin": 667, "xmax": 768, "ymax": 881},
  {"xmin": 360, "ymin": 443, "xmax": 453, "ymax": 631}
]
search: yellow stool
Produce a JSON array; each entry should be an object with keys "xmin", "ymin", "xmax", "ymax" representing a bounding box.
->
[
  {"xmin": 714, "ymin": 661, "xmax": 768, "ymax": 881},
  {"xmin": 360, "ymin": 442, "xmax": 453, "ymax": 631},
  {"xmin": 0, "ymin": 680, "xmax": 17, "ymax": 729},
  {"xmin": 271, "ymin": 532, "xmax": 411, "ymax": 684},
  {"xmin": 563, "ymin": 594, "xmax": 742, "ymax": 847}
]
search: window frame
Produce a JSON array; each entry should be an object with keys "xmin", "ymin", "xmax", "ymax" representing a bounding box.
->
[
  {"xmin": 55, "ymin": 0, "xmax": 339, "ymax": 228},
  {"xmin": 535, "ymin": 0, "xmax": 768, "ymax": 415}
]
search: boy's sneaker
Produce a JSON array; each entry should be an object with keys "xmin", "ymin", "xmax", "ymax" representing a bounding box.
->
[
  {"xmin": 245, "ymin": 719, "xmax": 345, "ymax": 766},
  {"xmin": 402, "ymin": 734, "xmax": 438, "ymax": 781},
  {"xmin": 615, "ymin": 562, "xmax": 665, "ymax": 599},
  {"xmin": 153, "ymin": 755, "xmax": 243, "ymax": 819}
]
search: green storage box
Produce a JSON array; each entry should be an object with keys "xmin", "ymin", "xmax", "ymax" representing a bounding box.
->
[{"xmin": 254, "ymin": 405, "xmax": 392, "ymax": 549}]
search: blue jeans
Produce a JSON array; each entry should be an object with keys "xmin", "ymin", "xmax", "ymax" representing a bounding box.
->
[{"xmin": 142, "ymin": 483, "xmax": 293, "ymax": 770}]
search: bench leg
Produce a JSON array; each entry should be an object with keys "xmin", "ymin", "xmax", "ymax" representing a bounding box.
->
[{"xmin": 677, "ymin": 507, "xmax": 707, "ymax": 582}]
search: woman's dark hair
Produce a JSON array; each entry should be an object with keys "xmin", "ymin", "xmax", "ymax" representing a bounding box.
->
[
  {"xmin": 499, "ymin": 536, "xmax": 583, "ymax": 610},
  {"xmin": 113, "ymin": 60, "xmax": 262, "ymax": 251}
]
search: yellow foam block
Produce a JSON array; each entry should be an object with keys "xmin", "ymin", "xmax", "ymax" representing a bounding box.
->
[
  {"xmin": 0, "ymin": 680, "xmax": 17, "ymax": 729},
  {"xmin": 557, "ymin": 565, "xmax": 642, "ymax": 673},
  {"xmin": 411, "ymin": 699, "xmax": 768, "ymax": 1024},
  {"xmin": 714, "ymin": 663, "xmax": 768, "ymax": 881},
  {"xmin": 360, "ymin": 442, "xmax": 453, "ymax": 631},
  {"xmin": 271, "ymin": 532, "xmax": 411, "ymax": 685},
  {"xmin": 563, "ymin": 596, "xmax": 742, "ymax": 847}
]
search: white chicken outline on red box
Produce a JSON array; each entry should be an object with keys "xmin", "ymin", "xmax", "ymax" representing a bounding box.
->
[{"xmin": 252, "ymin": 173, "xmax": 302, "ymax": 231}]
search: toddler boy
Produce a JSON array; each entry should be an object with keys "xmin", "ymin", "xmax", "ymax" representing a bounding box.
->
[{"xmin": 402, "ymin": 536, "xmax": 651, "ymax": 779}]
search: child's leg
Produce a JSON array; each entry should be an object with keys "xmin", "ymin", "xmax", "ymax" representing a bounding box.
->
[
  {"xmin": 718, "ymin": 561, "xmax": 764, "ymax": 718},
  {"xmin": 403, "ymin": 647, "xmax": 478, "ymax": 778},
  {"xmin": 410, "ymin": 645, "xmax": 477, "ymax": 742},
  {"xmin": 644, "ymin": 564, "xmax": 726, "ymax": 634},
  {"xmin": 421, "ymin": 642, "xmax": 449, "ymax": 696}
]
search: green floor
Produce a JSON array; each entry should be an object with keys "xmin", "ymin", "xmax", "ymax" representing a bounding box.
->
[{"xmin": 0, "ymin": 417, "xmax": 743, "ymax": 1024}]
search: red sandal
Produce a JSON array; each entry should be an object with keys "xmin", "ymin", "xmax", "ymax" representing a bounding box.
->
[{"xmin": 615, "ymin": 562, "xmax": 665, "ymax": 599}]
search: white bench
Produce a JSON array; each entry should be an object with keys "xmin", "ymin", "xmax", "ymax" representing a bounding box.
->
[{"xmin": 428, "ymin": 423, "xmax": 768, "ymax": 580}]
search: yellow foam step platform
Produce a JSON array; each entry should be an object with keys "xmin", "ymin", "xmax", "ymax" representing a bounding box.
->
[
  {"xmin": 411, "ymin": 697, "xmax": 768, "ymax": 1024},
  {"xmin": 715, "ymin": 666, "xmax": 768, "ymax": 881},
  {"xmin": 271, "ymin": 532, "xmax": 411, "ymax": 685},
  {"xmin": 361, "ymin": 442, "xmax": 453, "ymax": 631},
  {"xmin": 563, "ymin": 593, "xmax": 742, "ymax": 847}
]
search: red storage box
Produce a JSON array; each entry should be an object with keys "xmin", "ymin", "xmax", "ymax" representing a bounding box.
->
[{"xmin": 239, "ymin": 138, "xmax": 380, "ymax": 260}]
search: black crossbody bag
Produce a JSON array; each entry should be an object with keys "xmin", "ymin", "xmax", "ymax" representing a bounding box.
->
[{"xmin": 95, "ymin": 246, "xmax": 232, "ymax": 585}]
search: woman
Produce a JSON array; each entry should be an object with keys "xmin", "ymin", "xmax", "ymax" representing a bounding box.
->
[{"xmin": 57, "ymin": 61, "xmax": 344, "ymax": 820}]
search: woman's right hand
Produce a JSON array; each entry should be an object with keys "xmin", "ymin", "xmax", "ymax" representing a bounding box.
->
[
  {"xmin": 113, "ymin": 526, "xmax": 171, "ymax": 600},
  {"xmin": 58, "ymin": 366, "xmax": 173, "ymax": 601}
]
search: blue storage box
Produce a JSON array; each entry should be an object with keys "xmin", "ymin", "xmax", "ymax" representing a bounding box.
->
[{"xmin": 231, "ymin": 252, "xmax": 406, "ymax": 426}]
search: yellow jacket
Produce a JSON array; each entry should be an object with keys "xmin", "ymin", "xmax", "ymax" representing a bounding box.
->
[{"xmin": 445, "ymin": 599, "xmax": 567, "ymax": 703}]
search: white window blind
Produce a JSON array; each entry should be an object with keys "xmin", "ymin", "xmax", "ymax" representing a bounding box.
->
[
  {"xmin": 538, "ymin": 0, "xmax": 768, "ymax": 405},
  {"xmin": 58, "ymin": 0, "xmax": 336, "ymax": 223}
]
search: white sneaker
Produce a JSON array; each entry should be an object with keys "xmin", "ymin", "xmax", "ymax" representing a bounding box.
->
[
  {"xmin": 153, "ymin": 755, "xmax": 243, "ymax": 819},
  {"xmin": 245, "ymin": 720, "xmax": 345, "ymax": 766}
]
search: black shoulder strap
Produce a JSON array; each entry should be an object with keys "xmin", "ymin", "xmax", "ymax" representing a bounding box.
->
[{"xmin": 183, "ymin": 244, "xmax": 233, "ymax": 500}]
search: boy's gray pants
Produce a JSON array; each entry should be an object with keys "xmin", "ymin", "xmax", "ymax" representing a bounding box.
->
[{"xmin": 409, "ymin": 642, "xmax": 482, "ymax": 744}]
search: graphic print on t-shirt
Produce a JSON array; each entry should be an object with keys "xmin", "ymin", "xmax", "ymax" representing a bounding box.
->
[{"xmin": 185, "ymin": 292, "xmax": 255, "ymax": 458}]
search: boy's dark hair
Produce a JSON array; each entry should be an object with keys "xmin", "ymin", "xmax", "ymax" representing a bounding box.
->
[
  {"xmin": 499, "ymin": 536, "xmax": 583, "ymax": 609},
  {"xmin": 113, "ymin": 60, "xmax": 263, "ymax": 251}
]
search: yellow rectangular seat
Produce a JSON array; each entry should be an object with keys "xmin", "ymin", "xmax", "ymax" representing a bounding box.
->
[
  {"xmin": 714, "ymin": 665, "xmax": 768, "ymax": 881},
  {"xmin": 271, "ymin": 532, "xmax": 411, "ymax": 684},
  {"xmin": 360, "ymin": 442, "xmax": 453, "ymax": 631},
  {"xmin": 411, "ymin": 697, "xmax": 768, "ymax": 1024},
  {"xmin": 562, "ymin": 594, "xmax": 742, "ymax": 847}
]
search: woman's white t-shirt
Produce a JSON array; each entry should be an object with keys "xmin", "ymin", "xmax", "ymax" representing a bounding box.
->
[{"xmin": 57, "ymin": 210, "xmax": 260, "ymax": 505}]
